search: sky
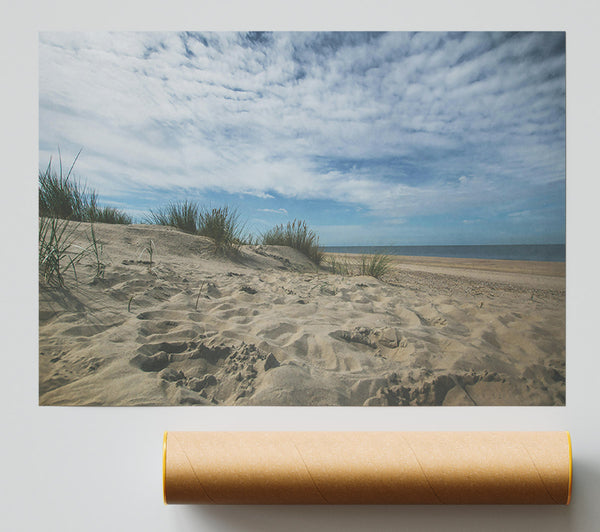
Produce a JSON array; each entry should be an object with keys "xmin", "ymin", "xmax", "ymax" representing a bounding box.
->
[{"xmin": 39, "ymin": 31, "xmax": 565, "ymax": 246}]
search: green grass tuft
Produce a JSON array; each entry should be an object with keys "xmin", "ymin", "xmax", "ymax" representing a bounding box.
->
[
  {"xmin": 327, "ymin": 255, "xmax": 353, "ymax": 276},
  {"xmin": 39, "ymin": 149, "xmax": 131, "ymax": 224},
  {"xmin": 146, "ymin": 200, "xmax": 200, "ymax": 234},
  {"xmin": 138, "ymin": 239, "xmax": 155, "ymax": 264},
  {"xmin": 39, "ymin": 149, "xmax": 93, "ymax": 220},
  {"xmin": 198, "ymin": 206, "xmax": 245, "ymax": 251},
  {"xmin": 88, "ymin": 206, "xmax": 132, "ymax": 225},
  {"xmin": 87, "ymin": 224, "xmax": 105, "ymax": 280},
  {"xmin": 261, "ymin": 219, "xmax": 324, "ymax": 265},
  {"xmin": 359, "ymin": 254, "xmax": 391, "ymax": 279},
  {"xmin": 39, "ymin": 218, "xmax": 87, "ymax": 287},
  {"xmin": 146, "ymin": 202, "xmax": 245, "ymax": 252}
]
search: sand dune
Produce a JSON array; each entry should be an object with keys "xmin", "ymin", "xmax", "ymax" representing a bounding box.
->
[{"xmin": 39, "ymin": 222, "xmax": 565, "ymax": 406}]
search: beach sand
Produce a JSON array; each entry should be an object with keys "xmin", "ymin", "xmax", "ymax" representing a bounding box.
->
[{"xmin": 39, "ymin": 222, "xmax": 565, "ymax": 406}]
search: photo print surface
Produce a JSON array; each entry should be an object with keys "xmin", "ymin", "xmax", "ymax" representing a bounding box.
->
[{"xmin": 39, "ymin": 32, "xmax": 565, "ymax": 406}]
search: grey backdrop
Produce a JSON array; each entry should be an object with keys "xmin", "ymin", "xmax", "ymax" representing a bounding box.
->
[{"xmin": 2, "ymin": 1, "xmax": 599, "ymax": 530}]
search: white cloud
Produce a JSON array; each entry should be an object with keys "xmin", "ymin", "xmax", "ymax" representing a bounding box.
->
[
  {"xmin": 39, "ymin": 31, "xmax": 565, "ymax": 222},
  {"xmin": 508, "ymin": 210, "xmax": 532, "ymax": 218},
  {"xmin": 258, "ymin": 208, "xmax": 288, "ymax": 214}
]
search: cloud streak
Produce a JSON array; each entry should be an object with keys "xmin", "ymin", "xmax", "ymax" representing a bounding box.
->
[
  {"xmin": 258, "ymin": 208, "xmax": 288, "ymax": 214},
  {"xmin": 39, "ymin": 31, "xmax": 565, "ymax": 244}
]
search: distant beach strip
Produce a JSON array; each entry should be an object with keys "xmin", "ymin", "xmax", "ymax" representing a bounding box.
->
[{"xmin": 324, "ymin": 244, "xmax": 565, "ymax": 263}]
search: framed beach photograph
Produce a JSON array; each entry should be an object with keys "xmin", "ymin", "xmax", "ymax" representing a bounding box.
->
[{"xmin": 38, "ymin": 31, "xmax": 566, "ymax": 406}]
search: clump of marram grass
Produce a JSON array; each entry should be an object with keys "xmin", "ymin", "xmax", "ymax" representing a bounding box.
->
[
  {"xmin": 88, "ymin": 205, "xmax": 132, "ymax": 225},
  {"xmin": 39, "ymin": 149, "xmax": 131, "ymax": 224},
  {"xmin": 327, "ymin": 255, "xmax": 353, "ymax": 276},
  {"xmin": 261, "ymin": 219, "xmax": 324, "ymax": 265},
  {"xmin": 39, "ymin": 217, "xmax": 87, "ymax": 287},
  {"xmin": 39, "ymin": 218, "xmax": 110, "ymax": 287},
  {"xmin": 146, "ymin": 200, "xmax": 200, "ymax": 234},
  {"xmin": 359, "ymin": 254, "xmax": 391, "ymax": 279},
  {"xmin": 240, "ymin": 233, "xmax": 259, "ymax": 246},
  {"xmin": 198, "ymin": 206, "xmax": 245, "ymax": 251},
  {"xmin": 146, "ymin": 202, "xmax": 246, "ymax": 253},
  {"xmin": 39, "ymin": 149, "xmax": 93, "ymax": 220}
]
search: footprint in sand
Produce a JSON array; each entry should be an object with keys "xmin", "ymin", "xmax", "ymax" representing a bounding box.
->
[
  {"xmin": 393, "ymin": 307, "xmax": 422, "ymax": 328},
  {"xmin": 61, "ymin": 323, "xmax": 116, "ymax": 337},
  {"xmin": 212, "ymin": 302, "xmax": 235, "ymax": 312},
  {"xmin": 260, "ymin": 322, "xmax": 299, "ymax": 341},
  {"xmin": 481, "ymin": 329, "xmax": 501, "ymax": 350},
  {"xmin": 414, "ymin": 304, "xmax": 448, "ymax": 328},
  {"xmin": 138, "ymin": 327, "xmax": 201, "ymax": 344},
  {"xmin": 388, "ymin": 336, "xmax": 415, "ymax": 360},
  {"xmin": 130, "ymin": 351, "xmax": 171, "ymax": 372},
  {"xmin": 39, "ymin": 310, "xmax": 57, "ymax": 322},
  {"xmin": 136, "ymin": 310, "xmax": 203, "ymax": 322},
  {"xmin": 138, "ymin": 320, "xmax": 179, "ymax": 335},
  {"xmin": 136, "ymin": 341, "xmax": 191, "ymax": 359}
]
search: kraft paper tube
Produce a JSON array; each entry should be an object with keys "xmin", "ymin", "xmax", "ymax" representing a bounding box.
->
[{"xmin": 163, "ymin": 431, "xmax": 572, "ymax": 505}]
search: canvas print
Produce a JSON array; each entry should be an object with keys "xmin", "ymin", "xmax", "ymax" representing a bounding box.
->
[{"xmin": 38, "ymin": 32, "xmax": 565, "ymax": 406}]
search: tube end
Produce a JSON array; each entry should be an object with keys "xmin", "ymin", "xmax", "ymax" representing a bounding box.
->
[
  {"xmin": 163, "ymin": 431, "xmax": 168, "ymax": 505},
  {"xmin": 566, "ymin": 431, "xmax": 572, "ymax": 505}
]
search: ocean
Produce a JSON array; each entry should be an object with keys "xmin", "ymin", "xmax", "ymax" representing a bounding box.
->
[{"xmin": 323, "ymin": 244, "xmax": 565, "ymax": 262}]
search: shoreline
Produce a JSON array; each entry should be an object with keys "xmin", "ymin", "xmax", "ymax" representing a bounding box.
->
[
  {"xmin": 323, "ymin": 244, "xmax": 565, "ymax": 264},
  {"xmin": 324, "ymin": 251, "xmax": 565, "ymax": 277},
  {"xmin": 325, "ymin": 251, "xmax": 565, "ymax": 293}
]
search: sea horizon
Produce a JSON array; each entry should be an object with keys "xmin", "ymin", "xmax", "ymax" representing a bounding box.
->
[{"xmin": 323, "ymin": 243, "xmax": 566, "ymax": 262}]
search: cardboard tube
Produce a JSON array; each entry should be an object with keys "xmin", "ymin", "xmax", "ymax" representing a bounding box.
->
[{"xmin": 163, "ymin": 431, "xmax": 572, "ymax": 505}]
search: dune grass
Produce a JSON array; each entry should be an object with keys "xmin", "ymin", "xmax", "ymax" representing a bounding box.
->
[
  {"xmin": 359, "ymin": 254, "xmax": 391, "ymax": 279},
  {"xmin": 325, "ymin": 253, "xmax": 392, "ymax": 279},
  {"xmin": 241, "ymin": 233, "xmax": 260, "ymax": 246},
  {"xmin": 39, "ymin": 218, "xmax": 108, "ymax": 287},
  {"xmin": 39, "ymin": 217, "xmax": 86, "ymax": 287},
  {"xmin": 88, "ymin": 206, "xmax": 132, "ymax": 225},
  {"xmin": 147, "ymin": 201, "xmax": 245, "ymax": 252},
  {"xmin": 39, "ymin": 150, "xmax": 131, "ymax": 224},
  {"xmin": 146, "ymin": 200, "xmax": 200, "ymax": 234},
  {"xmin": 261, "ymin": 219, "xmax": 324, "ymax": 265},
  {"xmin": 198, "ymin": 206, "xmax": 245, "ymax": 251},
  {"xmin": 326, "ymin": 255, "xmax": 353, "ymax": 276},
  {"xmin": 39, "ymin": 149, "xmax": 93, "ymax": 220},
  {"xmin": 87, "ymin": 224, "xmax": 105, "ymax": 280},
  {"xmin": 138, "ymin": 239, "xmax": 155, "ymax": 264}
]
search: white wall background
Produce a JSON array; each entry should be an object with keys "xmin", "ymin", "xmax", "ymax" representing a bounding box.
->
[{"xmin": 1, "ymin": 1, "xmax": 599, "ymax": 530}]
